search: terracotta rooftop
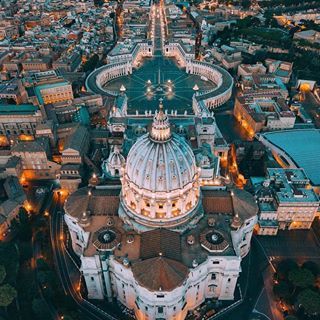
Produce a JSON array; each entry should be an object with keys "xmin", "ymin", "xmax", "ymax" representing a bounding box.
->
[
  {"xmin": 132, "ymin": 257, "xmax": 189, "ymax": 292},
  {"xmin": 64, "ymin": 186, "xmax": 121, "ymax": 219},
  {"xmin": 140, "ymin": 228, "xmax": 181, "ymax": 261},
  {"xmin": 202, "ymin": 189, "xmax": 233, "ymax": 214}
]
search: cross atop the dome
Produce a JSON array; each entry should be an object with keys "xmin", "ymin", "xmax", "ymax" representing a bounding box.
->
[{"xmin": 157, "ymin": 98, "xmax": 165, "ymax": 118}]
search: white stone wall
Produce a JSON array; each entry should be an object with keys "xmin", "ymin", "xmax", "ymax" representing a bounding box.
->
[
  {"xmin": 107, "ymin": 255, "xmax": 241, "ymax": 320},
  {"xmin": 64, "ymin": 213, "xmax": 90, "ymax": 255},
  {"xmin": 79, "ymin": 252, "xmax": 242, "ymax": 320},
  {"xmin": 231, "ymin": 215, "xmax": 257, "ymax": 258}
]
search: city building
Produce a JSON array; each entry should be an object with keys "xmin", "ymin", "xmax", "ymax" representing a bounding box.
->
[
  {"xmin": 234, "ymin": 97, "xmax": 295, "ymax": 135},
  {"xmin": 58, "ymin": 163, "xmax": 82, "ymax": 194},
  {"xmin": 11, "ymin": 137, "xmax": 59, "ymax": 179},
  {"xmin": 0, "ymin": 104, "xmax": 43, "ymax": 144},
  {"xmin": 265, "ymin": 59, "xmax": 293, "ymax": 84},
  {"xmin": 0, "ymin": 176, "xmax": 27, "ymax": 238},
  {"xmin": 0, "ymin": 80, "xmax": 28, "ymax": 104},
  {"xmin": 237, "ymin": 63, "xmax": 267, "ymax": 78},
  {"xmin": 258, "ymin": 129, "xmax": 320, "ymax": 186},
  {"xmin": 252, "ymin": 168, "xmax": 319, "ymax": 235},
  {"xmin": 61, "ymin": 126, "xmax": 89, "ymax": 165},
  {"xmin": 294, "ymin": 30, "xmax": 320, "ymax": 45},
  {"xmin": 239, "ymin": 74, "xmax": 289, "ymax": 100},
  {"xmin": 52, "ymin": 52, "xmax": 82, "ymax": 72},
  {"xmin": 34, "ymin": 81, "xmax": 74, "ymax": 105}
]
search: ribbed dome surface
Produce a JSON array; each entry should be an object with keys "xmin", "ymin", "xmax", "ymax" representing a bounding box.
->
[
  {"xmin": 126, "ymin": 133, "xmax": 197, "ymax": 192},
  {"xmin": 105, "ymin": 149, "xmax": 125, "ymax": 168}
]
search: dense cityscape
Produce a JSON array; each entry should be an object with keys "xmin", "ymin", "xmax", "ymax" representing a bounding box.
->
[{"xmin": 0, "ymin": 0, "xmax": 319, "ymax": 320}]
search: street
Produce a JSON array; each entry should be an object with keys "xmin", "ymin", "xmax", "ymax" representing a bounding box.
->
[{"xmin": 49, "ymin": 193, "xmax": 121, "ymax": 320}]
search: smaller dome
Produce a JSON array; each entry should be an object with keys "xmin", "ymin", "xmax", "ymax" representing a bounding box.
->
[
  {"xmin": 92, "ymin": 227, "xmax": 121, "ymax": 251},
  {"xmin": 102, "ymin": 146, "xmax": 125, "ymax": 178},
  {"xmin": 196, "ymin": 153, "xmax": 211, "ymax": 168}
]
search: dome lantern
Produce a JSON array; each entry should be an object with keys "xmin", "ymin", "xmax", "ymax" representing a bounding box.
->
[{"xmin": 150, "ymin": 99, "xmax": 171, "ymax": 142}]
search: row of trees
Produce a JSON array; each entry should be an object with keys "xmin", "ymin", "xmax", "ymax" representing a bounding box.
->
[
  {"xmin": 209, "ymin": 13, "xmax": 320, "ymax": 83},
  {"xmin": 274, "ymin": 259, "xmax": 320, "ymax": 318},
  {"xmin": 0, "ymin": 265, "xmax": 17, "ymax": 309},
  {"xmin": 259, "ymin": 0, "xmax": 318, "ymax": 8}
]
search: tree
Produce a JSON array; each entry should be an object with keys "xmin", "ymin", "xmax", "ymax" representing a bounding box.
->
[
  {"xmin": 273, "ymin": 281, "xmax": 292, "ymax": 300},
  {"xmin": 288, "ymin": 268, "xmax": 315, "ymax": 289},
  {"xmin": 0, "ymin": 266, "xmax": 5, "ymax": 285},
  {"xmin": 285, "ymin": 316, "xmax": 298, "ymax": 320},
  {"xmin": 0, "ymin": 284, "xmax": 17, "ymax": 307},
  {"xmin": 297, "ymin": 289, "xmax": 320, "ymax": 315},
  {"xmin": 0, "ymin": 243, "xmax": 19, "ymax": 284},
  {"xmin": 36, "ymin": 258, "xmax": 49, "ymax": 271},
  {"xmin": 18, "ymin": 206, "xmax": 29, "ymax": 223},
  {"xmin": 302, "ymin": 261, "xmax": 320, "ymax": 277},
  {"xmin": 242, "ymin": 0, "xmax": 251, "ymax": 9},
  {"xmin": 277, "ymin": 259, "xmax": 298, "ymax": 280},
  {"xmin": 32, "ymin": 298, "xmax": 49, "ymax": 319},
  {"xmin": 17, "ymin": 206, "xmax": 32, "ymax": 241},
  {"xmin": 62, "ymin": 316, "xmax": 76, "ymax": 320},
  {"xmin": 82, "ymin": 54, "xmax": 99, "ymax": 73}
]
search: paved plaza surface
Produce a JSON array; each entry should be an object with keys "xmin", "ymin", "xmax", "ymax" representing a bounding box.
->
[{"xmin": 104, "ymin": 56, "xmax": 214, "ymax": 113}]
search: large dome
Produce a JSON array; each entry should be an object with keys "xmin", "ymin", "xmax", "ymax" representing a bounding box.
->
[
  {"xmin": 126, "ymin": 133, "xmax": 197, "ymax": 192},
  {"xmin": 120, "ymin": 100, "xmax": 201, "ymax": 230}
]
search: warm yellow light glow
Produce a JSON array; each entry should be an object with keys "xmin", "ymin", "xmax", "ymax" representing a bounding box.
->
[
  {"xmin": 25, "ymin": 203, "xmax": 32, "ymax": 212},
  {"xmin": 300, "ymin": 83, "xmax": 310, "ymax": 92},
  {"xmin": 19, "ymin": 134, "xmax": 34, "ymax": 141}
]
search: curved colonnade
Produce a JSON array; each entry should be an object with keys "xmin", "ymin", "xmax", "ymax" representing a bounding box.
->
[
  {"xmin": 85, "ymin": 42, "xmax": 233, "ymax": 115},
  {"xmin": 187, "ymin": 61, "xmax": 233, "ymax": 115}
]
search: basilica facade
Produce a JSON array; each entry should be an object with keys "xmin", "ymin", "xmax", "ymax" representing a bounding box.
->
[{"xmin": 64, "ymin": 101, "xmax": 258, "ymax": 320}]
